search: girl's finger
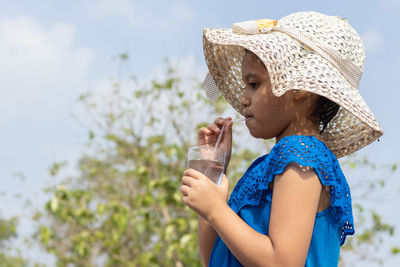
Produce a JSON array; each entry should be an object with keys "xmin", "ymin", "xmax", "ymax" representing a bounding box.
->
[
  {"xmin": 198, "ymin": 127, "xmax": 213, "ymax": 136},
  {"xmin": 207, "ymin": 124, "xmax": 221, "ymax": 133},
  {"xmin": 181, "ymin": 196, "xmax": 189, "ymax": 206},
  {"xmin": 214, "ymin": 117, "xmax": 224, "ymax": 125},
  {"xmin": 223, "ymin": 121, "xmax": 233, "ymax": 142},
  {"xmin": 182, "ymin": 175, "xmax": 194, "ymax": 186},
  {"xmin": 184, "ymin": 168, "xmax": 204, "ymax": 180},
  {"xmin": 214, "ymin": 117, "xmax": 232, "ymax": 126},
  {"xmin": 180, "ymin": 184, "xmax": 190, "ymax": 196}
]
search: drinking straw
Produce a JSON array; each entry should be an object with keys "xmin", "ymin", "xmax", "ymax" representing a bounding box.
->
[
  {"xmin": 203, "ymin": 118, "xmax": 245, "ymax": 184},
  {"xmin": 214, "ymin": 118, "xmax": 245, "ymax": 149}
]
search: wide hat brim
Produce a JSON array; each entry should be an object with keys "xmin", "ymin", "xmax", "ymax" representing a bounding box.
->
[{"xmin": 203, "ymin": 12, "xmax": 383, "ymax": 158}]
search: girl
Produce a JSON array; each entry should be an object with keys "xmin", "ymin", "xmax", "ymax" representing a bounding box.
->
[{"xmin": 180, "ymin": 11, "xmax": 383, "ymax": 267}]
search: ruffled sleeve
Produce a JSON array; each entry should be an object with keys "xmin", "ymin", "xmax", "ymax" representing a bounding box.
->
[{"xmin": 228, "ymin": 135, "xmax": 354, "ymax": 245}]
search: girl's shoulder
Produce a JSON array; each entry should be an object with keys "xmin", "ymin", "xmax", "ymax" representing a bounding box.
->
[
  {"xmin": 269, "ymin": 135, "xmax": 337, "ymax": 170},
  {"xmin": 246, "ymin": 135, "xmax": 341, "ymax": 186},
  {"xmin": 272, "ymin": 134, "xmax": 332, "ymax": 157},
  {"xmin": 229, "ymin": 135, "xmax": 354, "ymax": 245}
]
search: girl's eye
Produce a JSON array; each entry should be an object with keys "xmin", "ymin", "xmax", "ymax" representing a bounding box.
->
[{"xmin": 248, "ymin": 82, "xmax": 258, "ymax": 89}]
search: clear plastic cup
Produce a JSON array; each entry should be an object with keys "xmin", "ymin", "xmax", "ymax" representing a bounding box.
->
[{"xmin": 187, "ymin": 146, "xmax": 225, "ymax": 185}]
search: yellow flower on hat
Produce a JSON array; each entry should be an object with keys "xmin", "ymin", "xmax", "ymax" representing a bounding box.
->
[
  {"xmin": 232, "ymin": 19, "xmax": 277, "ymax": 35},
  {"xmin": 256, "ymin": 19, "xmax": 278, "ymax": 32}
]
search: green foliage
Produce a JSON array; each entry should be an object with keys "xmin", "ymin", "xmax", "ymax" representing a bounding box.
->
[
  {"xmin": 338, "ymin": 155, "xmax": 399, "ymax": 266},
  {"xmin": 49, "ymin": 161, "xmax": 68, "ymax": 177},
  {"xmin": 0, "ymin": 217, "xmax": 28, "ymax": 266},
  {"xmin": 0, "ymin": 252, "xmax": 27, "ymax": 267},
  {"xmin": 0, "ymin": 217, "xmax": 17, "ymax": 246},
  {"xmin": 391, "ymin": 246, "xmax": 400, "ymax": 254}
]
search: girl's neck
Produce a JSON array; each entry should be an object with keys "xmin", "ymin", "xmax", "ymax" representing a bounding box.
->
[{"xmin": 275, "ymin": 119, "xmax": 322, "ymax": 144}]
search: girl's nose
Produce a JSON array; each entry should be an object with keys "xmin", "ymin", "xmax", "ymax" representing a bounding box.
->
[{"xmin": 240, "ymin": 90, "xmax": 251, "ymax": 107}]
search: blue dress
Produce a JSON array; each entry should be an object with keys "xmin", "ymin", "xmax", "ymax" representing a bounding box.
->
[{"xmin": 209, "ymin": 135, "xmax": 354, "ymax": 267}]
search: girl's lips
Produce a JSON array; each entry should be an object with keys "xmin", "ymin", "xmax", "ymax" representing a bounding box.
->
[{"xmin": 245, "ymin": 116, "xmax": 253, "ymax": 123}]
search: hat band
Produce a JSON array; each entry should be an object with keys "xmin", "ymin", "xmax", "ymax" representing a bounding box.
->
[{"xmin": 233, "ymin": 20, "xmax": 362, "ymax": 89}]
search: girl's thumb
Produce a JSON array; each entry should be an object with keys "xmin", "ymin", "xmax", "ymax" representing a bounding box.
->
[{"xmin": 225, "ymin": 121, "xmax": 233, "ymax": 141}]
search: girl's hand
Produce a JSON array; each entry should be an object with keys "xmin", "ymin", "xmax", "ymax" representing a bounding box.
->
[
  {"xmin": 198, "ymin": 117, "xmax": 233, "ymax": 173},
  {"xmin": 181, "ymin": 168, "xmax": 230, "ymax": 222}
]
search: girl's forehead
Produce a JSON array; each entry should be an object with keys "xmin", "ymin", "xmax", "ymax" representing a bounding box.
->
[
  {"xmin": 242, "ymin": 52, "xmax": 267, "ymax": 73},
  {"xmin": 243, "ymin": 50, "xmax": 261, "ymax": 61}
]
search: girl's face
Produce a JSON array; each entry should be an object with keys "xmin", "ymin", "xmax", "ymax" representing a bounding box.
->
[{"xmin": 240, "ymin": 51, "xmax": 294, "ymax": 140}]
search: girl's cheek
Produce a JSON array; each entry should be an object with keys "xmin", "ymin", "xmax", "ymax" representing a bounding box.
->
[{"xmin": 267, "ymin": 92, "xmax": 283, "ymax": 107}]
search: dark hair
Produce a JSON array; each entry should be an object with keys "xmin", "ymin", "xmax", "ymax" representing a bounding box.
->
[{"xmin": 309, "ymin": 96, "xmax": 340, "ymax": 134}]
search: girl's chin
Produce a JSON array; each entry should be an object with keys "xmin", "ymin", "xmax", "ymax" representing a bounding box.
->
[
  {"xmin": 247, "ymin": 124, "xmax": 276, "ymax": 140},
  {"xmin": 247, "ymin": 127, "xmax": 262, "ymax": 139},
  {"xmin": 246, "ymin": 119, "xmax": 260, "ymax": 137}
]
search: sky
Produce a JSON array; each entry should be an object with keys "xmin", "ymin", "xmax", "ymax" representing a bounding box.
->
[{"xmin": 0, "ymin": 0, "xmax": 399, "ymax": 265}]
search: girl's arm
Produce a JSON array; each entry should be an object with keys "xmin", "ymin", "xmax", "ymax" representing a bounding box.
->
[
  {"xmin": 209, "ymin": 163, "xmax": 321, "ymax": 267},
  {"xmin": 194, "ymin": 117, "xmax": 233, "ymax": 266},
  {"xmin": 198, "ymin": 215, "xmax": 217, "ymax": 266},
  {"xmin": 182, "ymin": 163, "xmax": 322, "ymax": 267}
]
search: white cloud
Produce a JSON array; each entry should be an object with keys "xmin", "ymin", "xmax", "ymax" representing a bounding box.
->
[
  {"xmin": 362, "ymin": 29, "xmax": 384, "ymax": 53},
  {"xmin": 0, "ymin": 17, "xmax": 95, "ymax": 123}
]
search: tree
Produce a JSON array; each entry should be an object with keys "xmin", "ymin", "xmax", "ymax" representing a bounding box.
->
[
  {"xmin": 338, "ymin": 156, "xmax": 399, "ymax": 266},
  {"xmin": 34, "ymin": 54, "xmax": 399, "ymax": 266},
  {"xmin": 0, "ymin": 216, "xmax": 28, "ymax": 266}
]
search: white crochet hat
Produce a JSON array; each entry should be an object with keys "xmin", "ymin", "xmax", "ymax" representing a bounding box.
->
[{"xmin": 202, "ymin": 11, "xmax": 383, "ymax": 158}]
